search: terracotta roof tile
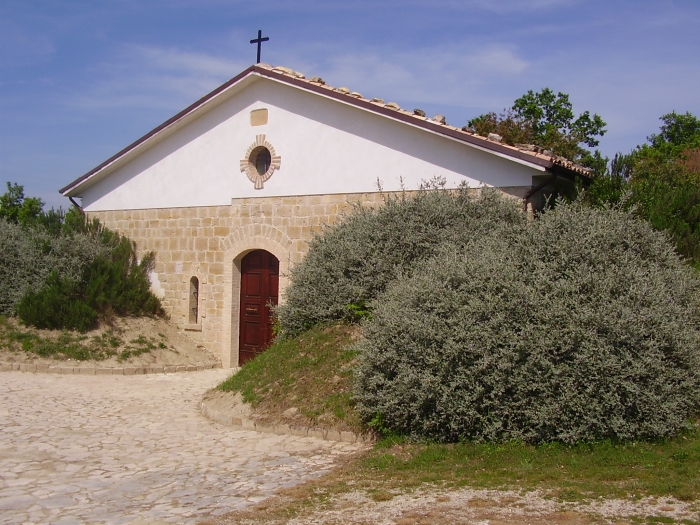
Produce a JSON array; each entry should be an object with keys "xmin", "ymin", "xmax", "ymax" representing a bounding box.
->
[{"xmin": 266, "ymin": 65, "xmax": 594, "ymax": 178}]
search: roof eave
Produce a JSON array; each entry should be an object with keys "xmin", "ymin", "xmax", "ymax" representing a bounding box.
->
[
  {"xmin": 60, "ymin": 64, "xmax": 262, "ymax": 196},
  {"xmin": 60, "ymin": 64, "xmax": 591, "ymax": 196}
]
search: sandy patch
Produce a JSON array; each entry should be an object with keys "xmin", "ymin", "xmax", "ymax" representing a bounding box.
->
[
  {"xmin": 215, "ymin": 486, "xmax": 700, "ymax": 524},
  {"xmin": 201, "ymin": 390, "xmax": 253, "ymax": 420},
  {"xmin": 0, "ymin": 316, "xmax": 220, "ymax": 368}
]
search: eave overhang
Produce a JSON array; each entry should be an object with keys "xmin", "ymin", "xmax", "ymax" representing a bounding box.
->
[{"xmin": 60, "ymin": 64, "xmax": 591, "ymax": 197}]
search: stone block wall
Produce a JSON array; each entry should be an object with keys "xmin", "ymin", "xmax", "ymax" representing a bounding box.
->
[
  {"xmin": 91, "ymin": 187, "xmax": 529, "ymax": 367},
  {"xmin": 90, "ymin": 192, "xmax": 390, "ymax": 367}
]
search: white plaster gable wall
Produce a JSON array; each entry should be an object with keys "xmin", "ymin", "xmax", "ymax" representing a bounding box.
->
[{"xmin": 79, "ymin": 77, "xmax": 541, "ymax": 212}]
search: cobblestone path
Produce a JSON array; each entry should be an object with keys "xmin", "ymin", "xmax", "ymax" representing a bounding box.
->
[{"xmin": 0, "ymin": 370, "xmax": 365, "ymax": 524}]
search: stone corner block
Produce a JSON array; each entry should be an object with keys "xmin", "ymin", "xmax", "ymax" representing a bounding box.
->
[
  {"xmin": 241, "ymin": 418, "xmax": 256, "ymax": 431},
  {"xmin": 288, "ymin": 426, "xmax": 308, "ymax": 438},
  {"xmin": 340, "ymin": 431, "xmax": 356, "ymax": 443},
  {"xmin": 274, "ymin": 423, "xmax": 290, "ymax": 435},
  {"xmin": 307, "ymin": 428, "xmax": 326, "ymax": 440},
  {"xmin": 326, "ymin": 430, "xmax": 343, "ymax": 442},
  {"xmin": 254, "ymin": 422, "xmax": 274, "ymax": 435}
]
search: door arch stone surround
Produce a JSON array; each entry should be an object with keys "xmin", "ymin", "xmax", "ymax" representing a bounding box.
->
[{"xmin": 221, "ymin": 224, "xmax": 293, "ymax": 368}]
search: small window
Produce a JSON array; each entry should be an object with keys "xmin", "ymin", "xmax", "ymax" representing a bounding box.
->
[
  {"xmin": 253, "ymin": 147, "xmax": 272, "ymax": 175},
  {"xmin": 189, "ymin": 277, "xmax": 199, "ymax": 324},
  {"xmin": 250, "ymin": 108, "xmax": 268, "ymax": 126}
]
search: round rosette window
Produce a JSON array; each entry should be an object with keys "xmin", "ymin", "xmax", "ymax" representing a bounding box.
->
[{"xmin": 239, "ymin": 134, "xmax": 281, "ymax": 189}]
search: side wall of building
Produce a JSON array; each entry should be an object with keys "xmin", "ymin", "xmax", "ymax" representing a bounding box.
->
[{"xmin": 91, "ymin": 188, "xmax": 529, "ymax": 367}]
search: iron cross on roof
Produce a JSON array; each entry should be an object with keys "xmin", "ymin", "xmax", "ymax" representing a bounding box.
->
[{"xmin": 250, "ymin": 30, "xmax": 269, "ymax": 64}]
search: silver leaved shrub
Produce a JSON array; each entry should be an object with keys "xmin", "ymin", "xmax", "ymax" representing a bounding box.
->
[
  {"xmin": 276, "ymin": 184, "xmax": 526, "ymax": 337},
  {"xmin": 354, "ymin": 200, "xmax": 700, "ymax": 444},
  {"xmin": 0, "ymin": 220, "xmax": 108, "ymax": 315}
]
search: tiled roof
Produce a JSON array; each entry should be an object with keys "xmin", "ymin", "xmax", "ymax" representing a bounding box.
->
[
  {"xmin": 60, "ymin": 64, "xmax": 592, "ymax": 196},
  {"xmin": 260, "ymin": 64, "xmax": 593, "ymax": 177}
]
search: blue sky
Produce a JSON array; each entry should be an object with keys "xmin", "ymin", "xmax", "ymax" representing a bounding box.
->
[{"xmin": 2, "ymin": 0, "xmax": 699, "ymax": 208}]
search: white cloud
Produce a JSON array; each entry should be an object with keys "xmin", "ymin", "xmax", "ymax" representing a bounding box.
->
[
  {"xmin": 282, "ymin": 44, "xmax": 530, "ymax": 111},
  {"xmin": 448, "ymin": 0, "xmax": 577, "ymax": 13},
  {"xmin": 68, "ymin": 40, "xmax": 529, "ymax": 121},
  {"xmin": 64, "ymin": 26, "xmax": 700, "ymax": 162},
  {"xmin": 72, "ymin": 45, "xmax": 248, "ymax": 111}
]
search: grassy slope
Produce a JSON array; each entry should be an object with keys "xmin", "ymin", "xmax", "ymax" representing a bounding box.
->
[
  {"xmin": 215, "ymin": 322, "xmax": 700, "ymax": 523},
  {"xmin": 217, "ymin": 323, "xmax": 364, "ymax": 434},
  {"xmin": 220, "ymin": 432, "xmax": 700, "ymax": 524}
]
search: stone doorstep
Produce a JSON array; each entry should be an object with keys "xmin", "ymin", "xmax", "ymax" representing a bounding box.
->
[
  {"xmin": 0, "ymin": 361, "xmax": 222, "ymax": 375},
  {"xmin": 199, "ymin": 398, "xmax": 376, "ymax": 445}
]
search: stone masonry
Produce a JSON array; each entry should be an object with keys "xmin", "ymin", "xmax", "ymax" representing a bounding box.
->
[
  {"xmin": 92, "ymin": 188, "xmax": 529, "ymax": 368},
  {"xmin": 91, "ymin": 192, "xmax": 390, "ymax": 368}
]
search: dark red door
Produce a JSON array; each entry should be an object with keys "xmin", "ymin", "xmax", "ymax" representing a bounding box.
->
[{"xmin": 238, "ymin": 250, "xmax": 279, "ymax": 366}]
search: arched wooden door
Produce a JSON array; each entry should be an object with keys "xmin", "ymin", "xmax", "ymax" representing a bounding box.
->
[{"xmin": 238, "ymin": 250, "xmax": 279, "ymax": 366}]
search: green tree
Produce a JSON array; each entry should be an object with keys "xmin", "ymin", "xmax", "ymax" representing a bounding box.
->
[
  {"xmin": 647, "ymin": 111, "xmax": 700, "ymax": 157},
  {"xmin": 584, "ymin": 112, "xmax": 700, "ymax": 267},
  {"xmin": 0, "ymin": 182, "xmax": 45, "ymax": 226},
  {"xmin": 467, "ymin": 88, "xmax": 607, "ymax": 172}
]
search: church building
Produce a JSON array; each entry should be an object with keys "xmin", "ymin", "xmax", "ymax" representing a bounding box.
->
[{"xmin": 60, "ymin": 63, "xmax": 591, "ymax": 368}]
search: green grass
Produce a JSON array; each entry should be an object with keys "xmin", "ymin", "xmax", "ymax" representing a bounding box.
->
[
  {"xmin": 217, "ymin": 323, "xmax": 362, "ymax": 433},
  {"xmin": 358, "ymin": 431, "xmax": 700, "ymax": 502},
  {"xmin": 223, "ymin": 431, "xmax": 700, "ymax": 524},
  {"xmin": 221, "ymin": 431, "xmax": 700, "ymax": 524},
  {"xmin": 214, "ymin": 321, "xmax": 700, "ymax": 521},
  {"xmin": 116, "ymin": 335, "xmax": 161, "ymax": 362}
]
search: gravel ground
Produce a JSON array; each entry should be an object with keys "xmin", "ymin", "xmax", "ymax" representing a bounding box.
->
[{"xmin": 213, "ymin": 486, "xmax": 700, "ymax": 525}]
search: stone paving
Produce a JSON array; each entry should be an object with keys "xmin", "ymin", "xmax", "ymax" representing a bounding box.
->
[{"xmin": 0, "ymin": 370, "xmax": 366, "ymax": 524}]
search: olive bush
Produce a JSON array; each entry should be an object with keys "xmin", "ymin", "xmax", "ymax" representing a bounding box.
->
[
  {"xmin": 354, "ymin": 201, "xmax": 700, "ymax": 444},
  {"xmin": 276, "ymin": 184, "xmax": 526, "ymax": 336},
  {"xmin": 0, "ymin": 219, "xmax": 107, "ymax": 315}
]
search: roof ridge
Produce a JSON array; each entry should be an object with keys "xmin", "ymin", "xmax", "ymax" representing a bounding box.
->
[
  {"xmin": 60, "ymin": 64, "xmax": 592, "ymax": 196},
  {"xmin": 266, "ymin": 65, "xmax": 593, "ymax": 177}
]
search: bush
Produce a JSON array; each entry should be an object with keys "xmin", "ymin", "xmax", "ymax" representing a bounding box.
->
[
  {"xmin": 16, "ymin": 272, "xmax": 98, "ymax": 332},
  {"xmin": 16, "ymin": 236, "xmax": 161, "ymax": 331},
  {"xmin": 354, "ymin": 201, "xmax": 700, "ymax": 444},
  {"xmin": 276, "ymin": 183, "xmax": 526, "ymax": 336},
  {"xmin": 0, "ymin": 183, "xmax": 162, "ymax": 329},
  {"xmin": 0, "ymin": 219, "xmax": 107, "ymax": 315}
]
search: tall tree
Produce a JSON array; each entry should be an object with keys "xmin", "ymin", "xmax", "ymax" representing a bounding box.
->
[
  {"xmin": 467, "ymin": 88, "xmax": 607, "ymax": 173},
  {"xmin": 585, "ymin": 112, "xmax": 700, "ymax": 267},
  {"xmin": 0, "ymin": 182, "xmax": 44, "ymax": 226}
]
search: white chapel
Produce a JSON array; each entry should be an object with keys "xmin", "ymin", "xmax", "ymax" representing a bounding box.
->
[{"xmin": 60, "ymin": 63, "xmax": 591, "ymax": 368}]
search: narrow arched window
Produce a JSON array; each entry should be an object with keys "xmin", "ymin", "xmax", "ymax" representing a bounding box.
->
[{"xmin": 189, "ymin": 276, "xmax": 199, "ymax": 324}]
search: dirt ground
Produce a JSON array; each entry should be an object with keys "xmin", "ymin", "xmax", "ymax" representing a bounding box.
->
[
  {"xmin": 208, "ymin": 484, "xmax": 700, "ymax": 525},
  {"xmin": 0, "ymin": 315, "xmax": 221, "ymax": 368}
]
